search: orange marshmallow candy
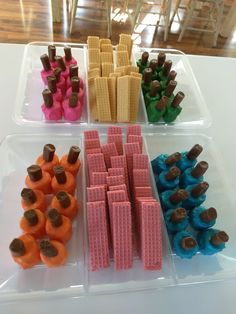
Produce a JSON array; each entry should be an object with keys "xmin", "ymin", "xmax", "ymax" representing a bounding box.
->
[
  {"xmin": 39, "ymin": 239, "xmax": 68, "ymax": 267},
  {"xmin": 46, "ymin": 208, "xmax": 72, "ymax": 243},
  {"xmin": 51, "ymin": 166, "xmax": 75, "ymax": 195},
  {"xmin": 51, "ymin": 191, "xmax": 78, "ymax": 219},
  {"xmin": 21, "ymin": 188, "xmax": 47, "ymax": 212},
  {"xmin": 36, "ymin": 144, "xmax": 59, "ymax": 176},
  {"xmin": 60, "ymin": 146, "xmax": 81, "ymax": 176},
  {"xmin": 20, "ymin": 209, "xmax": 46, "ymax": 239},
  {"xmin": 9, "ymin": 234, "xmax": 41, "ymax": 269},
  {"xmin": 25, "ymin": 165, "xmax": 51, "ymax": 194}
]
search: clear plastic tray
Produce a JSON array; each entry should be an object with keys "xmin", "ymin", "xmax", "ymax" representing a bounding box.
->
[
  {"xmin": 13, "ymin": 42, "xmax": 211, "ymax": 129},
  {"xmin": 0, "ymin": 132, "xmax": 235, "ymax": 302}
]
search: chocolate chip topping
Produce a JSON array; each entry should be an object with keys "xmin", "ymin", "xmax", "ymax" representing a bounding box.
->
[
  {"xmin": 165, "ymin": 166, "xmax": 181, "ymax": 181},
  {"xmin": 162, "ymin": 60, "xmax": 172, "ymax": 77},
  {"xmin": 186, "ymin": 144, "xmax": 203, "ymax": 161},
  {"xmin": 64, "ymin": 46, "xmax": 73, "ymax": 61},
  {"xmin": 9, "ymin": 238, "xmax": 26, "ymax": 257},
  {"xmin": 172, "ymin": 91, "xmax": 185, "ymax": 108},
  {"xmin": 47, "ymin": 76, "xmax": 57, "ymax": 93},
  {"xmin": 191, "ymin": 161, "xmax": 208, "ymax": 178},
  {"xmin": 40, "ymin": 239, "xmax": 58, "ymax": 257},
  {"xmin": 21, "ymin": 188, "xmax": 37, "ymax": 204},
  {"xmin": 56, "ymin": 55, "xmax": 66, "ymax": 71},
  {"xmin": 149, "ymin": 80, "xmax": 160, "ymax": 97},
  {"xmin": 43, "ymin": 144, "xmax": 56, "ymax": 162},
  {"xmin": 69, "ymin": 92, "xmax": 78, "ymax": 108},
  {"xmin": 191, "ymin": 181, "xmax": 209, "ymax": 198},
  {"xmin": 210, "ymin": 231, "xmax": 229, "ymax": 246},
  {"xmin": 71, "ymin": 76, "xmax": 80, "ymax": 93},
  {"xmin": 157, "ymin": 52, "xmax": 166, "ymax": 67},
  {"xmin": 170, "ymin": 189, "xmax": 188, "ymax": 204},
  {"xmin": 48, "ymin": 45, "xmax": 56, "ymax": 62},
  {"xmin": 69, "ymin": 64, "xmax": 78, "ymax": 79},
  {"xmin": 156, "ymin": 95, "xmax": 168, "ymax": 111},
  {"xmin": 141, "ymin": 51, "xmax": 149, "ymax": 65},
  {"xmin": 164, "ymin": 80, "xmax": 177, "ymax": 97},
  {"xmin": 167, "ymin": 70, "xmax": 177, "ymax": 85},
  {"xmin": 48, "ymin": 208, "xmax": 63, "ymax": 227},
  {"xmin": 165, "ymin": 152, "xmax": 181, "ymax": 166},
  {"xmin": 40, "ymin": 54, "xmax": 51, "ymax": 71},
  {"xmin": 24, "ymin": 209, "xmax": 39, "ymax": 226},
  {"xmin": 27, "ymin": 165, "xmax": 43, "ymax": 182},
  {"xmin": 56, "ymin": 191, "xmax": 71, "ymax": 208},
  {"xmin": 171, "ymin": 208, "xmax": 187, "ymax": 223},
  {"xmin": 181, "ymin": 236, "xmax": 197, "ymax": 250},
  {"xmin": 149, "ymin": 59, "xmax": 158, "ymax": 72},
  {"xmin": 53, "ymin": 67, "xmax": 62, "ymax": 83},
  {"xmin": 200, "ymin": 207, "xmax": 217, "ymax": 222},
  {"xmin": 67, "ymin": 146, "xmax": 80, "ymax": 164},
  {"xmin": 53, "ymin": 166, "xmax": 67, "ymax": 184},
  {"xmin": 42, "ymin": 89, "xmax": 53, "ymax": 108},
  {"xmin": 143, "ymin": 68, "xmax": 153, "ymax": 84}
]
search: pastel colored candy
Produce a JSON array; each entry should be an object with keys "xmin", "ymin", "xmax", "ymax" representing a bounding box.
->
[
  {"xmin": 160, "ymin": 190, "xmax": 182, "ymax": 211},
  {"xmin": 66, "ymin": 76, "xmax": 84, "ymax": 90},
  {"xmin": 164, "ymin": 208, "xmax": 188, "ymax": 234},
  {"xmin": 151, "ymin": 154, "xmax": 170, "ymax": 175},
  {"xmin": 182, "ymin": 184, "xmax": 206, "ymax": 210},
  {"xmin": 62, "ymin": 99, "xmax": 82, "ymax": 121},
  {"xmin": 41, "ymin": 101, "xmax": 62, "ymax": 121},
  {"xmin": 66, "ymin": 88, "xmax": 84, "ymax": 105},
  {"xmin": 180, "ymin": 167, "xmax": 203, "ymax": 188},
  {"xmin": 156, "ymin": 169, "xmax": 179, "ymax": 192},
  {"xmin": 63, "ymin": 57, "xmax": 77, "ymax": 67},
  {"xmin": 177, "ymin": 151, "xmax": 197, "ymax": 172},
  {"xmin": 41, "ymin": 69, "xmax": 54, "ymax": 85},
  {"xmin": 173, "ymin": 231, "xmax": 198, "ymax": 259},
  {"xmin": 189, "ymin": 207, "xmax": 216, "ymax": 230},
  {"xmin": 57, "ymin": 77, "xmax": 66, "ymax": 95},
  {"xmin": 50, "ymin": 60, "xmax": 58, "ymax": 69},
  {"xmin": 197, "ymin": 229, "xmax": 227, "ymax": 255},
  {"xmin": 52, "ymin": 89, "xmax": 63, "ymax": 103}
]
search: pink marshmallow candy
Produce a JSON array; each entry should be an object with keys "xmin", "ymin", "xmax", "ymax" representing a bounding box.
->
[
  {"xmin": 48, "ymin": 45, "xmax": 58, "ymax": 69},
  {"xmin": 63, "ymin": 93, "xmax": 82, "ymax": 121},
  {"xmin": 40, "ymin": 53, "xmax": 53, "ymax": 85},
  {"xmin": 66, "ymin": 76, "xmax": 84, "ymax": 105},
  {"xmin": 63, "ymin": 46, "xmax": 77, "ymax": 67},
  {"xmin": 55, "ymin": 56, "xmax": 69, "ymax": 80},
  {"xmin": 66, "ymin": 64, "xmax": 84, "ymax": 89},
  {"xmin": 41, "ymin": 89, "xmax": 62, "ymax": 121},
  {"xmin": 47, "ymin": 75, "xmax": 63, "ymax": 103},
  {"xmin": 53, "ymin": 67, "xmax": 66, "ymax": 95}
]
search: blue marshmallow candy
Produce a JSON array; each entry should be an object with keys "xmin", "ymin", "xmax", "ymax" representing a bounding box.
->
[
  {"xmin": 189, "ymin": 207, "xmax": 217, "ymax": 230},
  {"xmin": 182, "ymin": 182, "xmax": 209, "ymax": 210},
  {"xmin": 180, "ymin": 161, "xmax": 208, "ymax": 188},
  {"xmin": 156, "ymin": 167, "xmax": 180, "ymax": 192},
  {"xmin": 160, "ymin": 189, "xmax": 188, "ymax": 211},
  {"xmin": 164, "ymin": 208, "xmax": 189, "ymax": 234},
  {"xmin": 151, "ymin": 152, "xmax": 181, "ymax": 175},
  {"xmin": 173, "ymin": 231, "xmax": 199, "ymax": 259},
  {"xmin": 197, "ymin": 228, "xmax": 229, "ymax": 255},
  {"xmin": 177, "ymin": 144, "xmax": 203, "ymax": 172}
]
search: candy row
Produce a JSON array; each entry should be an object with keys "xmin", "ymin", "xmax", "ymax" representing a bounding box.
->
[{"xmin": 9, "ymin": 144, "xmax": 81, "ymax": 269}]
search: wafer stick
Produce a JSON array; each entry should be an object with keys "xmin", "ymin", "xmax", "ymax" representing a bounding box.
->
[
  {"xmin": 107, "ymin": 77, "xmax": 117, "ymax": 121},
  {"xmin": 130, "ymin": 72, "xmax": 142, "ymax": 78},
  {"xmin": 89, "ymin": 63, "xmax": 100, "ymax": 70},
  {"xmin": 126, "ymin": 65, "xmax": 139, "ymax": 74},
  {"xmin": 100, "ymin": 38, "xmax": 111, "ymax": 45},
  {"xmin": 87, "ymin": 36, "xmax": 100, "ymax": 49},
  {"xmin": 95, "ymin": 77, "xmax": 111, "ymax": 122},
  {"xmin": 100, "ymin": 52, "xmax": 113, "ymax": 63},
  {"xmin": 109, "ymin": 73, "xmax": 122, "ymax": 78},
  {"xmin": 116, "ymin": 51, "xmax": 130, "ymax": 67},
  {"xmin": 117, "ymin": 44, "xmax": 127, "ymax": 51},
  {"xmin": 119, "ymin": 34, "xmax": 132, "ymax": 58},
  {"xmin": 102, "ymin": 63, "xmax": 114, "ymax": 77},
  {"xmin": 129, "ymin": 76, "xmax": 141, "ymax": 122},
  {"xmin": 88, "ymin": 77, "xmax": 98, "ymax": 121},
  {"xmin": 117, "ymin": 76, "xmax": 130, "ymax": 122},
  {"xmin": 88, "ymin": 68, "xmax": 101, "ymax": 79},
  {"xmin": 84, "ymin": 130, "xmax": 99, "ymax": 140},
  {"xmin": 101, "ymin": 44, "xmax": 113, "ymax": 53},
  {"xmin": 88, "ymin": 48, "xmax": 100, "ymax": 64}
]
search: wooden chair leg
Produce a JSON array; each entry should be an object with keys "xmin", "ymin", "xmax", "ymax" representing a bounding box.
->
[
  {"xmin": 169, "ymin": 0, "xmax": 182, "ymax": 27},
  {"xmin": 177, "ymin": 0, "xmax": 195, "ymax": 42},
  {"xmin": 69, "ymin": 0, "xmax": 78, "ymax": 34},
  {"xmin": 164, "ymin": 0, "xmax": 171, "ymax": 41},
  {"xmin": 131, "ymin": 0, "xmax": 143, "ymax": 33},
  {"xmin": 106, "ymin": 0, "xmax": 112, "ymax": 38},
  {"xmin": 213, "ymin": 1, "xmax": 224, "ymax": 47}
]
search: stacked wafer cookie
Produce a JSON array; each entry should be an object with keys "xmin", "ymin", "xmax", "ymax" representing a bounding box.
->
[
  {"xmin": 87, "ymin": 35, "xmax": 142, "ymax": 123},
  {"xmin": 85, "ymin": 125, "xmax": 162, "ymax": 271}
]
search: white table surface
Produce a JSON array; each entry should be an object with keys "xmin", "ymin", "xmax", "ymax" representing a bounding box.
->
[{"xmin": 0, "ymin": 43, "xmax": 236, "ymax": 313}]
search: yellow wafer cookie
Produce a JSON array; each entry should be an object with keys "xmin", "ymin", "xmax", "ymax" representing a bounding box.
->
[
  {"xmin": 117, "ymin": 76, "xmax": 130, "ymax": 122},
  {"xmin": 95, "ymin": 77, "xmax": 112, "ymax": 122},
  {"xmin": 130, "ymin": 72, "xmax": 142, "ymax": 78},
  {"xmin": 88, "ymin": 48, "xmax": 100, "ymax": 64},
  {"xmin": 87, "ymin": 36, "xmax": 100, "ymax": 49},
  {"xmin": 102, "ymin": 62, "xmax": 114, "ymax": 77},
  {"xmin": 119, "ymin": 34, "xmax": 132, "ymax": 58},
  {"xmin": 129, "ymin": 75, "xmax": 141, "ymax": 122},
  {"xmin": 88, "ymin": 77, "xmax": 99, "ymax": 121},
  {"xmin": 100, "ymin": 52, "xmax": 113, "ymax": 63},
  {"xmin": 101, "ymin": 44, "xmax": 113, "ymax": 53},
  {"xmin": 88, "ymin": 68, "xmax": 101, "ymax": 79},
  {"xmin": 89, "ymin": 62, "xmax": 100, "ymax": 70},
  {"xmin": 109, "ymin": 72, "xmax": 122, "ymax": 78},
  {"xmin": 108, "ymin": 77, "xmax": 117, "ymax": 121},
  {"xmin": 117, "ymin": 44, "xmax": 128, "ymax": 51},
  {"xmin": 100, "ymin": 38, "xmax": 111, "ymax": 45},
  {"xmin": 126, "ymin": 65, "xmax": 139, "ymax": 74},
  {"xmin": 116, "ymin": 51, "xmax": 130, "ymax": 67}
]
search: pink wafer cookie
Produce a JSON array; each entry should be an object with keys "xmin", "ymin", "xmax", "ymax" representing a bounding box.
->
[
  {"xmin": 112, "ymin": 201, "xmax": 132, "ymax": 270},
  {"xmin": 107, "ymin": 175, "xmax": 125, "ymax": 187},
  {"xmin": 127, "ymin": 135, "xmax": 143, "ymax": 151},
  {"xmin": 107, "ymin": 134, "xmax": 123, "ymax": 155},
  {"xmin": 140, "ymin": 201, "xmax": 162, "ymax": 270},
  {"xmin": 107, "ymin": 126, "xmax": 122, "ymax": 135},
  {"xmin": 109, "ymin": 184, "xmax": 128, "ymax": 200},
  {"xmin": 133, "ymin": 154, "xmax": 149, "ymax": 170},
  {"xmin": 135, "ymin": 186, "xmax": 152, "ymax": 197},
  {"xmin": 110, "ymin": 155, "xmax": 130, "ymax": 195},
  {"xmin": 84, "ymin": 138, "xmax": 101, "ymax": 150},
  {"xmin": 133, "ymin": 169, "xmax": 150, "ymax": 187},
  {"xmin": 91, "ymin": 172, "xmax": 108, "ymax": 185},
  {"xmin": 101, "ymin": 143, "xmax": 118, "ymax": 169},
  {"xmin": 87, "ymin": 185, "xmax": 106, "ymax": 202},
  {"xmin": 107, "ymin": 167, "xmax": 125, "ymax": 177},
  {"xmin": 84, "ymin": 130, "xmax": 99, "ymax": 140},
  {"xmin": 87, "ymin": 201, "xmax": 110, "ymax": 271},
  {"xmin": 127, "ymin": 124, "xmax": 141, "ymax": 136},
  {"xmin": 124, "ymin": 142, "xmax": 141, "ymax": 185},
  {"xmin": 86, "ymin": 148, "xmax": 102, "ymax": 155},
  {"xmin": 135, "ymin": 197, "xmax": 156, "ymax": 233},
  {"xmin": 87, "ymin": 153, "xmax": 106, "ymax": 181}
]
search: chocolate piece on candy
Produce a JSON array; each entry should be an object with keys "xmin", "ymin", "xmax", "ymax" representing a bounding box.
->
[
  {"xmin": 27, "ymin": 165, "xmax": 43, "ymax": 182},
  {"xmin": 165, "ymin": 166, "xmax": 181, "ymax": 181},
  {"xmin": 165, "ymin": 152, "xmax": 181, "ymax": 166},
  {"xmin": 143, "ymin": 68, "xmax": 153, "ymax": 84},
  {"xmin": 210, "ymin": 231, "xmax": 229, "ymax": 246},
  {"xmin": 69, "ymin": 65, "xmax": 78, "ymax": 79},
  {"xmin": 200, "ymin": 207, "xmax": 217, "ymax": 222},
  {"xmin": 43, "ymin": 144, "xmax": 56, "ymax": 162},
  {"xmin": 42, "ymin": 89, "xmax": 53, "ymax": 108},
  {"xmin": 171, "ymin": 208, "xmax": 187, "ymax": 223},
  {"xmin": 157, "ymin": 52, "xmax": 166, "ymax": 67},
  {"xmin": 170, "ymin": 189, "xmax": 188, "ymax": 204},
  {"xmin": 141, "ymin": 51, "xmax": 149, "ymax": 65},
  {"xmin": 167, "ymin": 70, "xmax": 177, "ymax": 85},
  {"xmin": 56, "ymin": 191, "xmax": 71, "ymax": 208},
  {"xmin": 48, "ymin": 45, "xmax": 56, "ymax": 62},
  {"xmin": 64, "ymin": 46, "xmax": 73, "ymax": 61},
  {"xmin": 54, "ymin": 166, "xmax": 67, "ymax": 184},
  {"xmin": 165, "ymin": 80, "xmax": 177, "ymax": 97},
  {"xmin": 69, "ymin": 92, "xmax": 79, "ymax": 108},
  {"xmin": 191, "ymin": 161, "xmax": 208, "ymax": 178},
  {"xmin": 162, "ymin": 60, "xmax": 172, "ymax": 77},
  {"xmin": 186, "ymin": 144, "xmax": 203, "ymax": 161},
  {"xmin": 40, "ymin": 239, "xmax": 58, "ymax": 257},
  {"xmin": 191, "ymin": 181, "xmax": 209, "ymax": 198},
  {"xmin": 71, "ymin": 76, "xmax": 80, "ymax": 93},
  {"xmin": 171, "ymin": 92, "xmax": 185, "ymax": 108},
  {"xmin": 149, "ymin": 80, "xmax": 160, "ymax": 97},
  {"xmin": 9, "ymin": 238, "xmax": 26, "ymax": 257},
  {"xmin": 47, "ymin": 76, "xmax": 57, "ymax": 93},
  {"xmin": 181, "ymin": 236, "xmax": 197, "ymax": 250},
  {"xmin": 56, "ymin": 55, "xmax": 66, "ymax": 71},
  {"xmin": 21, "ymin": 188, "xmax": 37, "ymax": 204},
  {"xmin": 24, "ymin": 209, "xmax": 39, "ymax": 226},
  {"xmin": 40, "ymin": 54, "xmax": 51, "ymax": 71},
  {"xmin": 54, "ymin": 67, "xmax": 62, "ymax": 83},
  {"xmin": 67, "ymin": 146, "xmax": 80, "ymax": 164}
]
